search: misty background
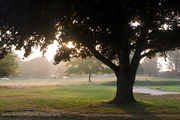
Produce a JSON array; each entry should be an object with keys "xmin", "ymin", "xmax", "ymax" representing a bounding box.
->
[{"xmin": 1, "ymin": 49, "xmax": 180, "ymax": 80}]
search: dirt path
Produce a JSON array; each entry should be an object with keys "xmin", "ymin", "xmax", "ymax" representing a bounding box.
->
[{"xmin": 133, "ymin": 87, "xmax": 180, "ymax": 95}]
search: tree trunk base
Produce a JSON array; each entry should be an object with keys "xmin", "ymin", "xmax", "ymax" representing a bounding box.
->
[{"xmin": 108, "ymin": 98, "xmax": 137, "ymax": 104}]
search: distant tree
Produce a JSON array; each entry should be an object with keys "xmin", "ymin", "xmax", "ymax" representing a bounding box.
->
[
  {"xmin": 142, "ymin": 58, "xmax": 159, "ymax": 77},
  {"xmin": 65, "ymin": 57, "xmax": 113, "ymax": 82},
  {"xmin": 0, "ymin": 53, "xmax": 18, "ymax": 77},
  {"xmin": 31, "ymin": 57, "xmax": 51, "ymax": 79},
  {"xmin": 166, "ymin": 50, "xmax": 180, "ymax": 78},
  {"xmin": 137, "ymin": 64, "xmax": 144, "ymax": 74},
  {"xmin": 56, "ymin": 62, "xmax": 67, "ymax": 78},
  {"xmin": 18, "ymin": 60, "xmax": 32, "ymax": 78},
  {"xmin": 18, "ymin": 57, "xmax": 51, "ymax": 79}
]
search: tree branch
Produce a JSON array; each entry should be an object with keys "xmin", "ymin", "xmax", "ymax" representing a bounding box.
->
[
  {"xmin": 140, "ymin": 46, "xmax": 173, "ymax": 59},
  {"xmin": 89, "ymin": 46, "xmax": 119, "ymax": 72},
  {"xmin": 136, "ymin": 8, "xmax": 159, "ymax": 51}
]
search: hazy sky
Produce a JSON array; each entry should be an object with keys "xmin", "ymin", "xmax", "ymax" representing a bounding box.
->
[
  {"xmin": 14, "ymin": 40, "xmax": 168, "ymax": 71},
  {"xmin": 14, "ymin": 41, "xmax": 59, "ymax": 61},
  {"xmin": 14, "ymin": 41, "xmax": 75, "ymax": 62}
]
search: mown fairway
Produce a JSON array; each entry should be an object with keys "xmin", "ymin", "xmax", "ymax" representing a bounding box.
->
[{"xmin": 0, "ymin": 77, "xmax": 180, "ymax": 120}]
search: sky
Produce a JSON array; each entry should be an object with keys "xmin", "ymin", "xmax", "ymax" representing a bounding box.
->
[
  {"xmin": 14, "ymin": 41, "xmax": 59, "ymax": 61},
  {"xmin": 14, "ymin": 41, "xmax": 74, "ymax": 62}
]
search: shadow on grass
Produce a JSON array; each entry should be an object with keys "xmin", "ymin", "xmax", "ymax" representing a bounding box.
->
[
  {"xmin": 69, "ymin": 100, "xmax": 163, "ymax": 120},
  {"xmin": 95, "ymin": 102, "xmax": 161, "ymax": 120},
  {"xmin": 0, "ymin": 101, "xmax": 163, "ymax": 120},
  {"xmin": 115, "ymin": 102, "xmax": 162, "ymax": 120}
]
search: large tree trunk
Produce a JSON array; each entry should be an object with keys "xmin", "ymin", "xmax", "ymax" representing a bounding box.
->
[
  {"xmin": 110, "ymin": 51, "xmax": 141, "ymax": 104},
  {"xmin": 110, "ymin": 73, "xmax": 136, "ymax": 104},
  {"xmin": 91, "ymin": 39, "xmax": 141, "ymax": 104}
]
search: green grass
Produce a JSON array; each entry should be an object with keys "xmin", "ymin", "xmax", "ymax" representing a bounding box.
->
[
  {"xmin": 100, "ymin": 77, "xmax": 180, "ymax": 92},
  {"xmin": 0, "ymin": 77, "xmax": 180, "ymax": 119},
  {"xmin": 1, "ymin": 85, "xmax": 180, "ymax": 119}
]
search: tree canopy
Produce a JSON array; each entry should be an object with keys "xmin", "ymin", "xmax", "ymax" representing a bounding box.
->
[
  {"xmin": 1, "ymin": 0, "xmax": 180, "ymax": 61},
  {"xmin": 65, "ymin": 57, "xmax": 113, "ymax": 82},
  {"xmin": 1, "ymin": 0, "xmax": 180, "ymax": 103},
  {"xmin": 166, "ymin": 50, "xmax": 180, "ymax": 77},
  {"xmin": 0, "ymin": 53, "xmax": 18, "ymax": 77},
  {"xmin": 18, "ymin": 57, "xmax": 51, "ymax": 79}
]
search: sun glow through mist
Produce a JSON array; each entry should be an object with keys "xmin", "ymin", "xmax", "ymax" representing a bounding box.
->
[
  {"xmin": 66, "ymin": 41, "xmax": 75, "ymax": 48},
  {"xmin": 14, "ymin": 41, "xmax": 59, "ymax": 61},
  {"xmin": 14, "ymin": 41, "xmax": 76, "ymax": 61}
]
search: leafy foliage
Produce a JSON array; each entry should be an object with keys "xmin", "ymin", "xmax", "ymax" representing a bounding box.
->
[
  {"xmin": 0, "ymin": 1, "xmax": 180, "ymax": 63},
  {"xmin": 65, "ymin": 57, "xmax": 113, "ymax": 76},
  {"xmin": 18, "ymin": 57, "xmax": 51, "ymax": 79},
  {"xmin": 0, "ymin": 53, "xmax": 18, "ymax": 77}
]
